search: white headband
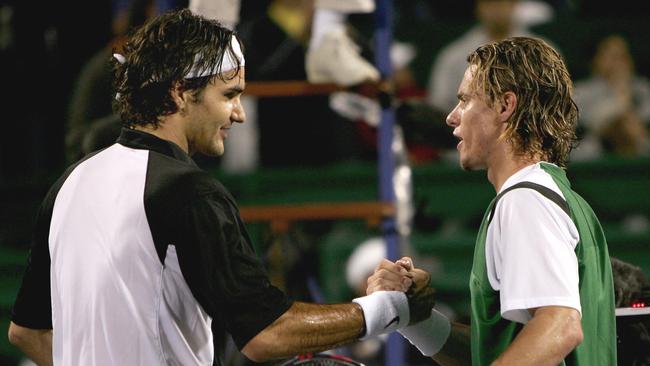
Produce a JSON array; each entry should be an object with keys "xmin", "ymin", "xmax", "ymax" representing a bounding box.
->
[
  {"xmin": 185, "ymin": 35, "xmax": 245, "ymax": 78},
  {"xmin": 112, "ymin": 35, "xmax": 245, "ymax": 80}
]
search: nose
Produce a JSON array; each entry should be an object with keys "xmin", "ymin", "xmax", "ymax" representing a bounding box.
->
[
  {"xmin": 446, "ymin": 104, "xmax": 460, "ymax": 127},
  {"xmin": 231, "ymin": 96, "xmax": 246, "ymax": 124}
]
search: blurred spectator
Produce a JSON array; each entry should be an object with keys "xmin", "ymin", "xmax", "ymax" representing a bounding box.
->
[
  {"xmin": 191, "ymin": 0, "xmax": 380, "ymax": 86},
  {"xmin": 305, "ymin": 0, "xmax": 379, "ymax": 86},
  {"xmin": 610, "ymin": 257, "xmax": 650, "ymax": 366},
  {"xmin": 573, "ymin": 35, "xmax": 650, "ymax": 159},
  {"xmin": 426, "ymin": 0, "xmax": 556, "ymax": 114},
  {"xmin": 611, "ymin": 257, "xmax": 648, "ymax": 308},
  {"xmin": 237, "ymin": 0, "xmax": 360, "ymax": 167},
  {"xmin": 65, "ymin": 0, "xmax": 156, "ymax": 162}
]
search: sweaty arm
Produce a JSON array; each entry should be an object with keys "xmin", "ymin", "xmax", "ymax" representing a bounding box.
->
[
  {"xmin": 242, "ymin": 257, "xmax": 437, "ymax": 362},
  {"xmin": 491, "ymin": 306, "xmax": 582, "ymax": 366},
  {"xmin": 242, "ymin": 302, "xmax": 365, "ymax": 362},
  {"xmin": 242, "ymin": 283, "xmax": 435, "ymax": 362},
  {"xmin": 430, "ymin": 307, "xmax": 582, "ymax": 366}
]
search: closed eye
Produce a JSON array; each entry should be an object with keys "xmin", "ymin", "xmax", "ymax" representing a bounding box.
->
[{"xmin": 224, "ymin": 86, "xmax": 244, "ymax": 99}]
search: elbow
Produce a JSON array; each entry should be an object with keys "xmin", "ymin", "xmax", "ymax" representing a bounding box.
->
[
  {"xmin": 241, "ymin": 335, "xmax": 273, "ymax": 363},
  {"xmin": 8, "ymin": 322, "xmax": 51, "ymax": 350},
  {"xmin": 242, "ymin": 305, "xmax": 295, "ymax": 362},
  {"xmin": 8, "ymin": 322, "xmax": 28, "ymax": 348},
  {"xmin": 560, "ymin": 316, "xmax": 583, "ymax": 354},
  {"xmin": 567, "ymin": 323, "xmax": 584, "ymax": 350}
]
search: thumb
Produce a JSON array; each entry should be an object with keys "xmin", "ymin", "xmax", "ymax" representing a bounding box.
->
[{"xmin": 396, "ymin": 257, "xmax": 414, "ymax": 271}]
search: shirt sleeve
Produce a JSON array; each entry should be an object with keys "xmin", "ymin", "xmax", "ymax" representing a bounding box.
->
[
  {"xmin": 12, "ymin": 199, "xmax": 54, "ymax": 329},
  {"xmin": 172, "ymin": 191, "xmax": 293, "ymax": 349},
  {"xmin": 487, "ymin": 189, "xmax": 581, "ymax": 324}
]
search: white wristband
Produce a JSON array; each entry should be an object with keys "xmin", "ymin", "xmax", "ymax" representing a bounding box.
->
[
  {"xmin": 398, "ymin": 308, "xmax": 450, "ymax": 356},
  {"xmin": 352, "ymin": 291, "xmax": 410, "ymax": 340}
]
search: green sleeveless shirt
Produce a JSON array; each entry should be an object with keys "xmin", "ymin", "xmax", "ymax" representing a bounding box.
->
[{"xmin": 469, "ymin": 163, "xmax": 616, "ymax": 365}]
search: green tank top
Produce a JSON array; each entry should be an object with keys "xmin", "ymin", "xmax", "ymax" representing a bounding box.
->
[{"xmin": 469, "ymin": 163, "xmax": 617, "ymax": 365}]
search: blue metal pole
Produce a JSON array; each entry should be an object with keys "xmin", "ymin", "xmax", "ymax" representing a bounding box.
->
[
  {"xmin": 155, "ymin": 0, "xmax": 176, "ymax": 13},
  {"xmin": 374, "ymin": 1, "xmax": 407, "ymax": 365}
]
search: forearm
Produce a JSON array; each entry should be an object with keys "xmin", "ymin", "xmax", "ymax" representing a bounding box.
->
[
  {"xmin": 491, "ymin": 307, "xmax": 583, "ymax": 366},
  {"xmin": 242, "ymin": 302, "xmax": 364, "ymax": 361},
  {"xmin": 432, "ymin": 322, "xmax": 471, "ymax": 366},
  {"xmin": 8, "ymin": 322, "xmax": 53, "ymax": 366}
]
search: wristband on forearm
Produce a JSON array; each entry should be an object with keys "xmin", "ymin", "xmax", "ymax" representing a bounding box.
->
[
  {"xmin": 398, "ymin": 308, "xmax": 450, "ymax": 356},
  {"xmin": 352, "ymin": 291, "xmax": 410, "ymax": 340}
]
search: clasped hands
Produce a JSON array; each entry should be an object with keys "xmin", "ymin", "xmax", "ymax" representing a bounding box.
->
[{"xmin": 366, "ymin": 257, "xmax": 436, "ymax": 325}]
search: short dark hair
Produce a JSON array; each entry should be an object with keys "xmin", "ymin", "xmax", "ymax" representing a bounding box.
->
[
  {"xmin": 112, "ymin": 9, "xmax": 243, "ymax": 128},
  {"xmin": 468, "ymin": 37, "xmax": 579, "ymax": 167}
]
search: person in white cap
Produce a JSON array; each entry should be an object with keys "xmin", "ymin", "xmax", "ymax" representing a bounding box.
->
[{"xmin": 8, "ymin": 9, "xmax": 437, "ymax": 366}]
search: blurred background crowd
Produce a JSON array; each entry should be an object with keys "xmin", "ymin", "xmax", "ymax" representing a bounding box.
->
[{"xmin": 1, "ymin": 0, "xmax": 649, "ymax": 365}]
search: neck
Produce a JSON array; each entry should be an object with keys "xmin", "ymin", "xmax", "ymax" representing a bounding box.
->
[
  {"xmin": 486, "ymin": 150, "xmax": 540, "ymax": 193},
  {"xmin": 134, "ymin": 117, "xmax": 189, "ymax": 154}
]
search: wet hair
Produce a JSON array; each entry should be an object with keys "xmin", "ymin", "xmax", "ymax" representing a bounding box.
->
[
  {"xmin": 467, "ymin": 37, "xmax": 578, "ymax": 167},
  {"xmin": 112, "ymin": 9, "xmax": 243, "ymax": 128}
]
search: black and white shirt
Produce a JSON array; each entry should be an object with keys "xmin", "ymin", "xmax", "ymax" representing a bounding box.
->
[{"xmin": 12, "ymin": 128, "xmax": 292, "ymax": 365}]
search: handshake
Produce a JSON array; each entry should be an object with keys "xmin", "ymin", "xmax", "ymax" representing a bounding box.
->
[{"xmin": 352, "ymin": 257, "xmax": 450, "ymax": 357}]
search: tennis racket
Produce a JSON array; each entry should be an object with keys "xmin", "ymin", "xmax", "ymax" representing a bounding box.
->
[{"xmin": 279, "ymin": 353, "xmax": 365, "ymax": 366}]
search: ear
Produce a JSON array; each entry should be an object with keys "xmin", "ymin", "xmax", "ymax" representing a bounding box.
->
[
  {"xmin": 497, "ymin": 91, "xmax": 517, "ymax": 123},
  {"xmin": 171, "ymin": 81, "xmax": 188, "ymax": 111}
]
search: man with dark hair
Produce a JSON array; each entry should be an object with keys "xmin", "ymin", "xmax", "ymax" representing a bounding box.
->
[
  {"xmin": 367, "ymin": 37, "xmax": 617, "ymax": 365},
  {"xmin": 8, "ymin": 9, "xmax": 437, "ymax": 366}
]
